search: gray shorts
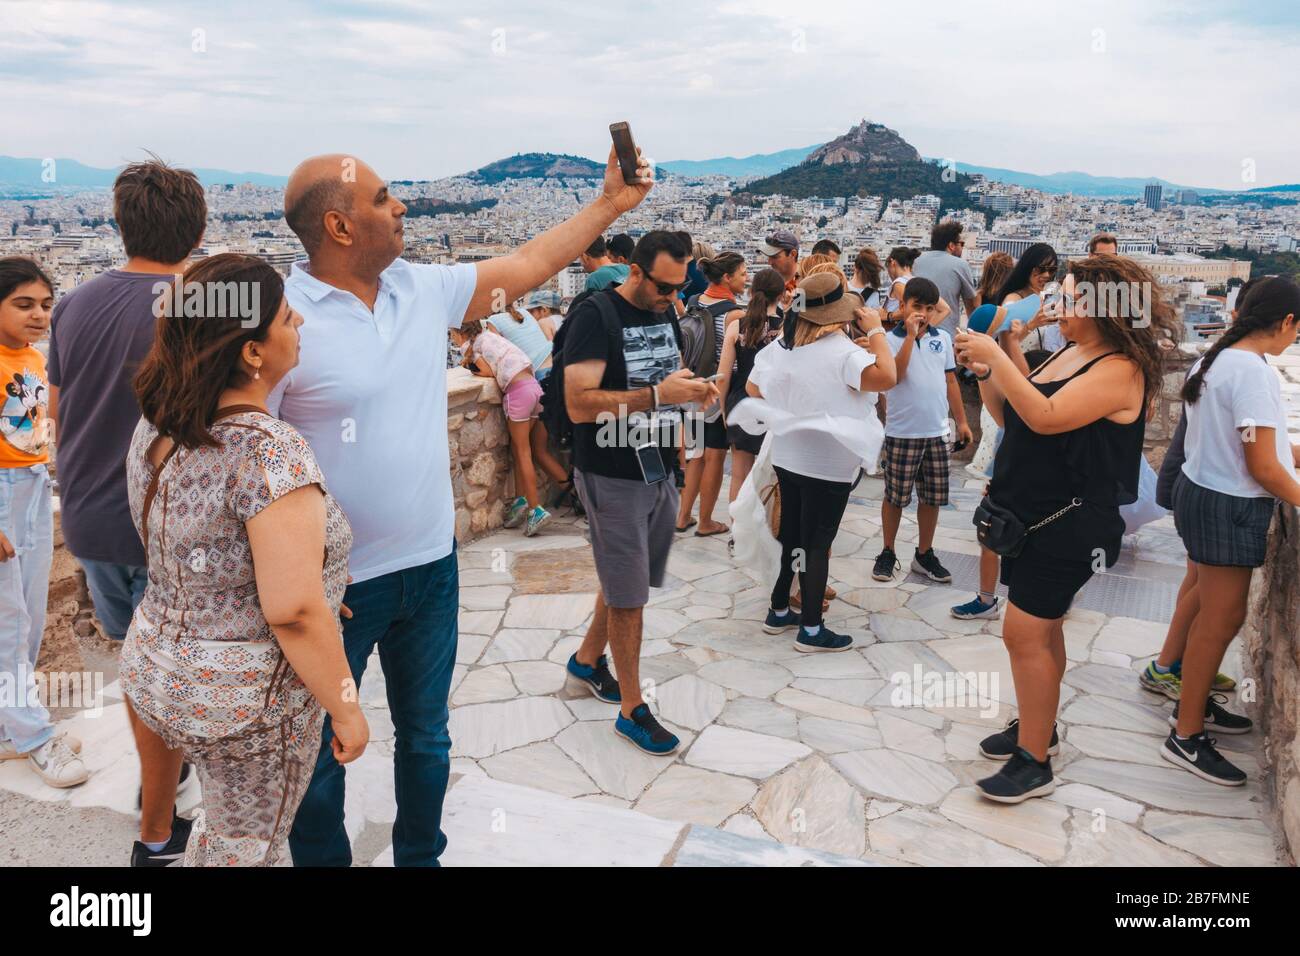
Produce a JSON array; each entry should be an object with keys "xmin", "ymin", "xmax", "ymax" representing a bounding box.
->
[{"xmin": 573, "ymin": 468, "xmax": 679, "ymax": 608}]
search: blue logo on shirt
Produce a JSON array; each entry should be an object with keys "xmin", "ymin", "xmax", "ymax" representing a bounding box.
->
[{"xmin": 927, "ymin": 338, "xmax": 944, "ymax": 353}]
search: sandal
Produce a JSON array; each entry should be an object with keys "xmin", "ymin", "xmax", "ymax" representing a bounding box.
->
[
  {"xmin": 675, "ymin": 518, "xmax": 697, "ymax": 533},
  {"xmin": 694, "ymin": 525, "xmax": 730, "ymax": 538}
]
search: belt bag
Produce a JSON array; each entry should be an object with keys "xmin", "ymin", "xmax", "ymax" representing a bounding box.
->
[{"xmin": 974, "ymin": 496, "xmax": 1083, "ymax": 558}]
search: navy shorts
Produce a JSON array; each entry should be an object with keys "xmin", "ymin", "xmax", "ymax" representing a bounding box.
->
[{"xmin": 1172, "ymin": 472, "xmax": 1275, "ymax": 568}]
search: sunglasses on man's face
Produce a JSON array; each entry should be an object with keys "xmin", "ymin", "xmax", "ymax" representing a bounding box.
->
[{"xmin": 644, "ymin": 271, "xmax": 689, "ymax": 295}]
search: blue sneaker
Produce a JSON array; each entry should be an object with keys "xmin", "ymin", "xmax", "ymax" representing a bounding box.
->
[
  {"xmin": 794, "ymin": 625, "xmax": 853, "ymax": 653},
  {"xmin": 763, "ymin": 607, "xmax": 801, "ymax": 634},
  {"xmin": 614, "ymin": 703, "xmax": 679, "ymax": 756},
  {"xmin": 951, "ymin": 594, "xmax": 1000, "ymax": 620},
  {"xmin": 502, "ymin": 496, "xmax": 528, "ymax": 529},
  {"xmin": 566, "ymin": 653, "xmax": 621, "ymax": 703},
  {"xmin": 524, "ymin": 506, "xmax": 551, "ymax": 537}
]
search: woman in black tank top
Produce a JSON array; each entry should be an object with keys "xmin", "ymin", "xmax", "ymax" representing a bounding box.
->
[{"xmin": 954, "ymin": 255, "xmax": 1180, "ymax": 805}]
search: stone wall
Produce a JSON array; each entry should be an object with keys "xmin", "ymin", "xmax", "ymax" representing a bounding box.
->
[
  {"xmin": 1242, "ymin": 350, "xmax": 1300, "ymax": 864},
  {"xmin": 446, "ymin": 367, "xmax": 561, "ymax": 543},
  {"xmin": 447, "ymin": 369, "xmax": 512, "ymax": 541}
]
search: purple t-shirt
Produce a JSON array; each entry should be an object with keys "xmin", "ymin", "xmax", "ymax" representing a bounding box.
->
[{"xmin": 48, "ymin": 270, "xmax": 169, "ymax": 565}]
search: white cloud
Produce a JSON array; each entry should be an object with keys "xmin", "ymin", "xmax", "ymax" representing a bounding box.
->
[{"xmin": 0, "ymin": 0, "xmax": 1294, "ymax": 188}]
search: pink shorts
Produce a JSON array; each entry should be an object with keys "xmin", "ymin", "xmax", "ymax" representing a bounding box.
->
[{"xmin": 503, "ymin": 376, "xmax": 543, "ymax": 421}]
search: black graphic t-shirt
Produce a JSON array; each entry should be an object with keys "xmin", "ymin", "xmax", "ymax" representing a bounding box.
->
[{"xmin": 562, "ymin": 290, "xmax": 684, "ymax": 481}]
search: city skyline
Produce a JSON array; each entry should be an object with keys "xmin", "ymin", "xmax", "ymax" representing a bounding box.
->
[{"xmin": 3, "ymin": 0, "xmax": 1298, "ymax": 190}]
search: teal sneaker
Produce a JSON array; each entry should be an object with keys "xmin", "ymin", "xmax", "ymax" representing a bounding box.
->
[
  {"xmin": 524, "ymin": 506, "xmax": 551, "ymax": 537},
  {"xmin": 502, "ymin": 496, "xmax": 528, "ymax": 529},
  {"xmin": 1139, "ymin": 660, "xmax": 1182, "ymax": 700}
]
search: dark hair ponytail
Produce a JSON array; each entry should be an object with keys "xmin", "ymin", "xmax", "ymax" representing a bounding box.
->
[
  {"xmin": 1182, "ymin": 275, "xmax": 1300, "ymax": 404},
  {"xmin": 0, "ymin": 257, "xmax": 54, "ymax": 304},
  {"xmin": 700, "ymin": 252, "xmax": 745, "ymax": 285},
  {"xmin": 741, "ymin": 268, "xmax": 785, "ymax": 349},
  {"xmin": 888, "ymin": 246, "xmax": 919, "ymax": 269}
]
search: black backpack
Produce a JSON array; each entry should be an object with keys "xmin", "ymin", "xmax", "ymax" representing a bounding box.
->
[
  {"xmin": 678, "ymin": 296, "xmax": 734, "ymax": 378},
  {"xmin": 540, "ymin": 290, "xmax": 623, "ymax": 452}
]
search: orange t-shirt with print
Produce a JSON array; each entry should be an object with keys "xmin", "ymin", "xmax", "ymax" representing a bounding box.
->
[{"xmin": 0, "ymin": 344, "xmax": 50, "ymax": 466}]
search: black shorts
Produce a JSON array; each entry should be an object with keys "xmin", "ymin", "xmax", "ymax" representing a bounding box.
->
[
  {"xmin": 1172, "ymin": 472, "xmax": 1275, "ymax": 568},
  {"xmin": 999, "ymin": 539, "xmax": 1095, "ymax": 620},
  {"xmin": 703, "ymin": 414, "xmax": 728, "ymax": 451}
]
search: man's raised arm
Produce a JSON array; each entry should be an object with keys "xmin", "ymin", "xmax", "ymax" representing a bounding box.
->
[{"xmin": 466, "ymin": 146, "xmax": 652, "ymax": 322}]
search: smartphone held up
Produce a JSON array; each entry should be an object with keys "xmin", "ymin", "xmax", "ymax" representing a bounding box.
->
[{"xmin": 610, "ymin": 121, "xmax": 642, "ymax": 185}]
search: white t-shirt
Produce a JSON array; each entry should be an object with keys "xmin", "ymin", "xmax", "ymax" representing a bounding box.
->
[
  {"xmin": 271, "ymin": 258, "xmax": 478, "ymax": 582},
  {"xmin": 885, "ymin": 325, "xmax": 956, "ymax": 439},
  {"xmin": 748, "ymin": 332, "xmax": 877, "ymax": 482},
  {"xmin": 1182, "ymin": 348, "xmax": 1297, "ymax": 499}
]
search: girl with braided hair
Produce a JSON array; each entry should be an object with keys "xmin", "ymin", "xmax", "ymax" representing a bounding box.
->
[{"xmin": 1162, "ymin": 276, "xmax": 1300, "ymax": 787}]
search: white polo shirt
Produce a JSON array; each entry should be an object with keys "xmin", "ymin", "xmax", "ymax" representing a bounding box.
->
[
  {"xmin": 885, "ymin": 324, "xmax": 956, "ymax": 439},
  {"xmin": 270, "ymin": 258, "xmax": 478, "ymax": 583}
]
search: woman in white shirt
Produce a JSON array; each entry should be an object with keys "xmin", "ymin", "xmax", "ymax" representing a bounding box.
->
[
  {"xmin": 1169, "ymin": 276, "xmax": 1300, "ymax": 787},
  {"xmin": 742, "ymin": 273, "xmax": 896, "ymax": 652}
]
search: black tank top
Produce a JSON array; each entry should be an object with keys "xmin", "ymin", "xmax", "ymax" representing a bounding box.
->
[
  {"xmin": 989, "ymin": 345, "xmax": 1145, "ymax": 565},
  {"xmin": 725, "ymin": 316, "xmax": 782, "ymax": 414}
]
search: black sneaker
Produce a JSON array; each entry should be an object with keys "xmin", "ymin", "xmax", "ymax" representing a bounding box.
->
[
  {"xmin": 1168, "ymin": 694, "xmax": 1252, "ymax": 735},
  {"xmin": 979, "ymin": 717, "xmax": 1060, "ymax": 760},
  {"xmin": 136, "ymin": 761, "xmax": 194, "ymax": 813},
  {"xmin": 911, "ymin": 548, "xmax": 953, "ymax": 583},
  {"xmin": 129, "ymin": 812, "xmax": 194, "ymax": 867},
  {"xmin": 872, "ymin": 547, "xmax": 900, "ymax": 582},
  {"xmin": 794, "ymin": 625, "xmax": 854, "ymax": 653},
  {"xmin": 1160, "ymin": 731, "xmax": 1247, "ymax": 786},
  {"xmin": 566, "ymin": 653, "xmax": 621, "ymax": 704},
  {"xmin": 976, "ymin": 748, "xmax": 1056, "ymax": 803}
]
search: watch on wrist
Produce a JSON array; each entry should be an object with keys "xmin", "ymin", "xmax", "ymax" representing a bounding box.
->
[{"xmin": 975, "ymin": 368, "xmax": 993, "ymax": 381}]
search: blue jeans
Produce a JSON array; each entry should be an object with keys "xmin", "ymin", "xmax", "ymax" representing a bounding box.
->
[
  {"xmin": 0, "ymin": 465, "xmax": 54, "ymax": 752},
  {"xmin": 78, "ymin": 559, "xmax": 147, "ymax": 640},
  {"xmin": 288, "ymin": 549, "xmax": 459, "ymax": 867}
]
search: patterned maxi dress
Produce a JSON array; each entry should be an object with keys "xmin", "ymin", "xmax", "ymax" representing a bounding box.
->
[{"xmin": 119, "ymin": 407, "xmax": 352, "ymax": 866}]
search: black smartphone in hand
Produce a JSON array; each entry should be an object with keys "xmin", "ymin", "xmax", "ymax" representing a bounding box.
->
[{"xmin": 610, "ymin": 122, "xmax": 640, "ymax": 185}]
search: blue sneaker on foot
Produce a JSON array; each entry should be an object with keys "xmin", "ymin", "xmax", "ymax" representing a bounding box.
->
[
  {"xmin": 502, "ymin": 496, "xmax": 528, "ymax": 529},
  {"xmin": 951, "ymin": 594, "xmax": 1000, "ymax": 620},
  {"xmin": 566, "ymin": 653, "xmax": 621, "ymax": 703},
  {"xmin": 794, "ymin": 625, "xmax": 853, "ymax": 653},
  {"xmin": 763, "ymin": 608, "xmax": 801, "ymax": 634},
  {"xmin": 614, "ymin": 703, "xmax": 679, "ymax": 756}
]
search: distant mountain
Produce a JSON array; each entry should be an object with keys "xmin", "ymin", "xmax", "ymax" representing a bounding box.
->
[
  {"xmin": 1246, "ymin": 183, "xmax": 1300, "ymax": 193},
  {"xmin": 941, "ymin": 162, "xmax": 1215, "ymax": 198},
  {"xmin": 466, "ymin": 152, "xmax": 604, "ymax": 183},
  {"xmin": 658, "ymin": 145, "xmax": 820, "ymax": 178},
  {"xmin": 0, "ymin": 155, "xmax": 287, "ymax": 190},
  {"xmin": 736, "ymin": 120, "xmax": 981, "ymax": 214}
]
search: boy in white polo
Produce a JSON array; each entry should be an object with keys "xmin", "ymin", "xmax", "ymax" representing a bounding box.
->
[{"xmin": 872, "ymin": 277, "xmax": 972, "ymax": 583}]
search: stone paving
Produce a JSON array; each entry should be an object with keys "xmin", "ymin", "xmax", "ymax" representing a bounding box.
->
[{"xmin": 0, "ymin": 467, "xmax": 1285, "ymax": 866}]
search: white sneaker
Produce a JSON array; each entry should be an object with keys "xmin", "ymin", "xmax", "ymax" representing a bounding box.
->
[
  {"xmin": 0, "ymin": 734, "xmax": 81, "ymax": 760},
  {"xmin": 27, "ymin": 735, "xmax": 90, "ymax": 788}
]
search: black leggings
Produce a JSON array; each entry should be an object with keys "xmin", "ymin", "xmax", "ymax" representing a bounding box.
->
[{"xmin": 770, "ymin": 466, "xmax": 854, "ymax": 627}]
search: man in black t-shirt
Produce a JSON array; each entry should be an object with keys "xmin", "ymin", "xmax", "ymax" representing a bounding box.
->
[{"xmin": 562, "ymin": 230, "xmax": 717, "ymax": 757}]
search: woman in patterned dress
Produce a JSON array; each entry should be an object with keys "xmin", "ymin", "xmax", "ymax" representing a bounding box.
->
[{"xmin": 120, "ymin": 254, "xmax": 367, "ymax": 866}]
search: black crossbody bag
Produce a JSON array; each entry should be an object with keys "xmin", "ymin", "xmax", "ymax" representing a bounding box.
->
[{"xmin": 974, "ymin": 496, "xmax": 1084, "ymax": 558}]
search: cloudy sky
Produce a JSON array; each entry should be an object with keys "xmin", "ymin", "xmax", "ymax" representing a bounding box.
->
[{"xmin": 3, "ymin": 0, "xmax": 1297, "ymax": 189}]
